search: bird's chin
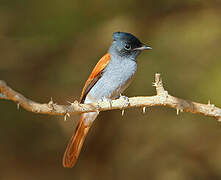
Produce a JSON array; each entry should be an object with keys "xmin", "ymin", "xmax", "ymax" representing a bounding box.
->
[{"xmin": 129, "ymin": 50, "xmax": 141, "ymax": 59}]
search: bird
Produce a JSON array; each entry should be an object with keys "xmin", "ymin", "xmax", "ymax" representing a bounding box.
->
[{"xmin": 63, "ymin": 32, "xmax": 152, "ymax": 168}]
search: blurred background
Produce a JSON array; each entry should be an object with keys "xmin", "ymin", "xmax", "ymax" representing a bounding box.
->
[{"xmin": 1, "ymin": 0, "xmax": 221, "ymax": 179}]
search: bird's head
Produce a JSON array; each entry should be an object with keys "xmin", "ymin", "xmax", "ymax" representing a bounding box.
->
[{"xmin": 109, "ymin": 32, "xmax": 151, "ymax": 59}]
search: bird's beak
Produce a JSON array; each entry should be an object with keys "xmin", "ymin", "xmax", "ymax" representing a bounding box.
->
[{"xmin": 133, "ymin": 44, "xmax": 152, "ymax": 51}]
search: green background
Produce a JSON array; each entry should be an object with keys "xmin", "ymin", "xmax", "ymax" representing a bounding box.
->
[{"xmin": 1, "ymin": 0, "xmax": 221, "ymax": 179}]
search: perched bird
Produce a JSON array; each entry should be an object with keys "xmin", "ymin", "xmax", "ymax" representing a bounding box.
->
[{"xmin": 63, "ymin": 32, "xmax": 152, "ymax": 168}]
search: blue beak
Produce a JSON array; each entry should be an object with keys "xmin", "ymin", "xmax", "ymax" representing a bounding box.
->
[{"xmin": 133, "ymin": 44, "xmax": 152, "ymax": 51}]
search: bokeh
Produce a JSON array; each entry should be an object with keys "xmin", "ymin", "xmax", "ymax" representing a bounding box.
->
[{"xmin": 1, "ymin": 0, "xmax": 221, "ymax": 179}]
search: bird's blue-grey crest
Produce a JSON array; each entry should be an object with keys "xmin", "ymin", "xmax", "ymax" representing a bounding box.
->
[{"xmin": 110, "ymin": 32, "xmax": 152, "ymax": 57}]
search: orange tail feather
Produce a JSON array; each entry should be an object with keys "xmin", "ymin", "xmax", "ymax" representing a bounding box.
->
[{"xmin": 63, "ymin": 115, "xmax": 91, "ymax": 168}]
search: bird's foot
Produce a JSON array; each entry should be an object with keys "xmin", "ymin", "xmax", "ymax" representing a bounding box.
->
[
  {"xmin": 98, "ymin": 97, "xmax": 112, "ymax": 108},
  {"xmin": 119, "ymin": 94, "xmax": 130, "ymax": 107}
]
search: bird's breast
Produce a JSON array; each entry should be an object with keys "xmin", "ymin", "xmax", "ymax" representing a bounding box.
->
[{"xmin": 86, "ymin": 58, "xmax": 137, "ymax": 101}]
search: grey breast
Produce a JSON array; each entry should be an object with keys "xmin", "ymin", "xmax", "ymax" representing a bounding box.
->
[{"xmin": 88, "ymin": 56, "xmax": 137, "ymax": 100}]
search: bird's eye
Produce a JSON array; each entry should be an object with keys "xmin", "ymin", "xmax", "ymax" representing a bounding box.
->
[{"xmin": 124, "ymin": 44, "xmax": 131, "ymax": 50}]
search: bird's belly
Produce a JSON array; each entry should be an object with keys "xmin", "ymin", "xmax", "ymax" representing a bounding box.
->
[{"xmin": 86, "ymin": 60, "xmax": 137, "ymax": 102}]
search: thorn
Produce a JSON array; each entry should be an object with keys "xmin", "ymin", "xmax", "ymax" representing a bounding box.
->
[
  {"xmin": 67, "ymin": 100, "xmax": 76, "ymax": 106},
  {"xmin": 176, "ymin": 107, "xmax": 184, "ymax": 115},
  {"xmin": 208, "ymin": 100, "xmax": 210, "ymax": 105},
  {"xmin": 73, "ymin": 100, "xmax": 80, "ymax": 106},
  {"xmin": 48, "ymin": 97, "xmax": 54, "ymax": 107},
  {"xmin": 74, "ymin": 100, "xmax": 79, "ymax": 104},
  {"xmin": 176, "ymin": 108, "xmax": 179, "ymax": 115},
  {"xmin": 96, "ymin": 110, "xmax": 100, "ymax": 114},
  {"xmin": 75, "ymin": 100, "xmax": 83, "ymax": 108},
  {"xmin": 64, "ymin": 115, "xmax": 67, "ymax": 121},
  {"xmin": 163, "ymin": 91, "xmax": 169, "ymax": 96},
  {"xmin": 208, "ymin": 100, "xmax": 215, "ymax": 110},
  {"xmin": 17, "ymin": 103, "xmax": 20, "ymax": 110},
  {"xmin": 121, "ymin": 109, "xmax": 125, "ymax": 116},
  {"xmin": 64, "ymin": 112, "xmax": 70, "ymax": 121},
  {"xmin": 109, "ymin": 101, "xmax": 112, "ymax": 108},
  {"xmin": 67, "ymin": 101, "xmax": 72, "ymax": 105},
  {"xmin": 152, "ymin": 82, "xmax": 157, "ymax": 87},
  {"xmin": 49, "ymin": 97, "xmax": 54, "ymax": 104},
  {"xmin": 142, "ymin": 107, "xmax": 146, "ymax": 114}
]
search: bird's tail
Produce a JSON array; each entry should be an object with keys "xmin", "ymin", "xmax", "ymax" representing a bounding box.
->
[{"xmin": 63, "ymin": 112, "xmax": 97, "ymax": 168}]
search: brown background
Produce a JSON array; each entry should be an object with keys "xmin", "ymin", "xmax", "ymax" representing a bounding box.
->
[{"xmin": 1, "ymin": 0, "xmax": 221, "ymax": 179}]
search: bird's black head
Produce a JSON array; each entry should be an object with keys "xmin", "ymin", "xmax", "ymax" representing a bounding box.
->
[{"xmin": 110, "ymin": 32, "xmax": 151, "ymax": 59}]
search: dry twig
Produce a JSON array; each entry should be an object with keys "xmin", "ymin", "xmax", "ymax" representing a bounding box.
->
[{"xmin": 0, "ymin": 73, "xmax": 221, "ymax": 121}]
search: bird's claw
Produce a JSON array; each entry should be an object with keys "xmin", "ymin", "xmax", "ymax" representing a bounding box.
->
[
  {"xmin": 119, "ymin": 94, "xmax": 130, "ymax": 107},
  {"xmin": 98, "ymin": 97, "xmax": 112, "ymax": 108}
]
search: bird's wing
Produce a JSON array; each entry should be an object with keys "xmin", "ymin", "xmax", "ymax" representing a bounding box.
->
[{"xmin": 80, "ymin": 53, "xmax": 111, "ymax": 103}]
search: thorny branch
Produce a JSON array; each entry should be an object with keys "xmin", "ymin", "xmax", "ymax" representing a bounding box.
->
[{"xmin": 0, "ymin": 73, "xmax": 221, "ymax": 121}]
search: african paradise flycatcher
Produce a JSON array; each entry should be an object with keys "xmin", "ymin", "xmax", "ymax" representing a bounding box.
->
[{"xmin": 63, "ymin": 32, "xmax": 152, "ymax": 167}]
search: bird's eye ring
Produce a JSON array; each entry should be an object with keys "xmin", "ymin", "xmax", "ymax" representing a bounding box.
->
[{"xmin": 124, "ymin": 44, "xmax": 131, "ymax": 50}]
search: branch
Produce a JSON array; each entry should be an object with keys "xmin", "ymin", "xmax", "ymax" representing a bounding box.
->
[{"xmin": 1, "ymin": 73, "xmax": 221, "ymax": 121}]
